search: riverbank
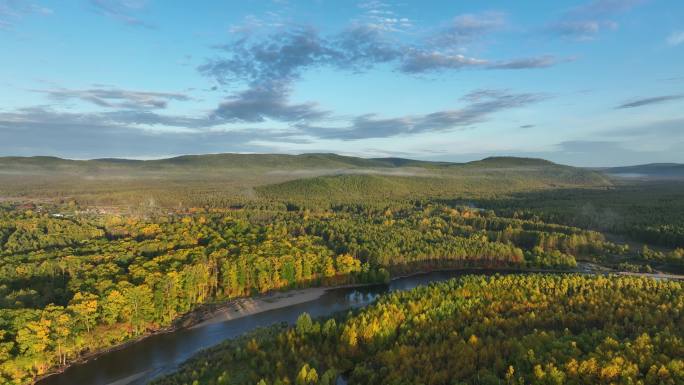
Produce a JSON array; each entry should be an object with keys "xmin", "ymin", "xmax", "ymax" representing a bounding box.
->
[
  {"xmin": 34, "ymin": 264, "xmax": 684, "ymax": 384},
  {"xmin": 184, "ymin": 266, "xmax": 587, "ymax": 329},
  {"xmin": 35, "ymin": 325, "xmax": 173, "ymax": 384},
  {"xmin": 617, "ymin": 271, "xmax": 684, "ymax": 280},
  {"xmin": 188, "ymin": 264, "xmax": 684, "ymax": 332},
  {"xmin": 189, "ymin": 286, "xmax": 344, "ymax": 329},
  {"xmin": 34, "ymin": 266, "xmax": 577, "ymax": 383},
  {"xmin": 34, "ymin": 281, "xmax": 376, "ymax": 384}
]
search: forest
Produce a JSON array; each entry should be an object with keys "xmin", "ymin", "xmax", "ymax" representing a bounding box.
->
[
  {"xmin": 0, "ymin": 200, "xmax": 639, "ymax": 384},
  {"xmin": 474, "ymin": 181, "xmax": 684, "ymax": 249},
  {"xmin": 0, "ymin": 155, "xmax": 682, "ymax": 385},
  {"xmin": 152, "ymin": 274, "xmax": 684, "ymax": 385}
]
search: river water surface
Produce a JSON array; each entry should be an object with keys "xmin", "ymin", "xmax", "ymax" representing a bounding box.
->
[{"xmin": 37, "ymin": 270, "xmax": 535, "ymax": 385}]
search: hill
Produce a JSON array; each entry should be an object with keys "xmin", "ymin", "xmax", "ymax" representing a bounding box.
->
[
  {"xmin": 463, "ymin": 156, "xmax": 555, "ymax": 167},
  {"xmin": 258, "ymin": 157, "xmax": 611, "ymax": 203},
  {"xmin": 0, "ymin": 153, "xmax": 611, "ymax": 208},
  {"xmin": 0, "ymin": 153, "xmax": 455, "ymax": 174}
]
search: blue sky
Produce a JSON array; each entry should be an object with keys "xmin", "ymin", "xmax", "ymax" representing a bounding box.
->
[{"xmin": 0, "ymin": 0, "xmax": 682, "ymax": 166}]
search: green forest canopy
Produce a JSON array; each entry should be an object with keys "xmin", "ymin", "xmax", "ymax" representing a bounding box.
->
[{"xmin": 152, "ymin": 274, "xmax": 684, "ymax": 385}]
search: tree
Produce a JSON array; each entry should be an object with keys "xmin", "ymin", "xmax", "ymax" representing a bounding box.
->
[
  {"xmin": 124, "ymin": 284, "xmax": 154, "ymax": 333},
  {"xmin": 296, "ymin": 313, "xmax": 313, "ymax": 336},
  {"xmin": 68, "ymin": 292, "xmax": 98, "ymax": 333},
  {"xmin": 296, "ymin": 364, "xmax": 318, "ymax": 385},
  {"xmin": 44, "ymin": 305, "xmax": 72, "ymax": 366},
  {"xmin": 102, "ymin": 289, "xmax": 126, "ymax": 325}
]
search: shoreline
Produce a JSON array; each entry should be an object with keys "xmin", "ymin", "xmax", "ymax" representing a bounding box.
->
[
  {"xmin": 34, "ymin": 280, "xmax": 376, "ymax": 384},
  {"xmin": 34, "ymin": 263, "xmax": 684, "ymax": 384},
  {"xmin": 188, "ymin": 286, "xmax": 356, "ymax": 329},
  {"xmin": 33, "ymin": 265, "xmax": 568, "ymax": 384}
]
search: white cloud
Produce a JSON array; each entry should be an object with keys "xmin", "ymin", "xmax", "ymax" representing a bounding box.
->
[{"xmin": 667, "ymin": 31, "xmax": 684, "ymax": 46}]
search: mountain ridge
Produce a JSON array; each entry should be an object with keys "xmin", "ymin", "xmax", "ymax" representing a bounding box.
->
[
  {"xmin": 0, "ymin": 152, "xmax": 613, "ymax": 207},
  {"xmin": 0, "ymin": 153, "xmax": 575, "ymax": 169}
]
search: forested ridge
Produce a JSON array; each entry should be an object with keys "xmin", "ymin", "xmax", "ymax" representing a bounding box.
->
[
  {"xmin": 152, "ymin": 274, "xmax": 684, "ymax": 385},
  {"xmin": 0, "ymin": 154, "xmax": 610, "ymax": 209}
]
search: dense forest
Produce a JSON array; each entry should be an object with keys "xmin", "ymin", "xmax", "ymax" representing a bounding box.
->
[
  {"xmin": 474, "ymin": 181, "xmax": 684, "ymax": 249},
  {"xmin": 0, "ymin": 154, "xmax": 682, "ymax": 385},
  {"xmin": 0, "ymin": 200, "xmax": 636, "ymax": 385},
  {"xmin": 152, "ymin": 274, "xmax": 684, "ymax": 385}
]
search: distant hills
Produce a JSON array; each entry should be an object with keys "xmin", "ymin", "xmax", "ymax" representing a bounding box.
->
[
  {"xmin": 602, "ymin": 163, "xmax": 684, "ymax": 180},
  {"xmin": 0, "ymin": 153, "xmax": 587, "ymax": 171},
  {"xmin": 0, "ymin": 153, "xmax": 601, "ymax": 178},
  {"xmin": 0, "ymin": 153, "xmax": 617, "ymax": 206},
  {"xmin": 0, "ymin": 153, "xmax": 448, "ymax": 174},
  {"xmin": 2, "ymin": 153, "xmax": 679, "ymax": 178}
]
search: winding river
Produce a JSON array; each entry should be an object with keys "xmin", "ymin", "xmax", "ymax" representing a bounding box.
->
[{"xmin": 36, "ymin": 269, "xmax": 573, "ymax": 385}]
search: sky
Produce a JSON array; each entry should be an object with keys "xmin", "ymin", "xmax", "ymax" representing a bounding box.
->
[{"xmin": 0, "ymin": 0, "xmax": 683, "ymax": 166}]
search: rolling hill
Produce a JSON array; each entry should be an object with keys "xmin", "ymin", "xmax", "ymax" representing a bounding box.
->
[
  {"xmin": 0, "ymin": 153, "xmax": 450, "ymax": 175},
  {"xmin": 257, "ymin": 156, "xmax": 611, "ymax": 202},
  {"xmin": 0, "ymin": 153, "xmax": 611, "ymax": 208}
]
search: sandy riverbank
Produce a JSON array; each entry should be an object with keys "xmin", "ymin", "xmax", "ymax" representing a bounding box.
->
[
  {"xmin": 190, "ymin": 286, "xmax": 336, "ymax": 328},
  {"xmin": 35, "ymin": 264, "xmax": 684, "ymax": 384},
  {"xmin": 35, "ymin": 284, "xmax": 366, "ymax": 384},
  {"xmin": 190, "ymin": 266, "xmax": 583, "ymax": 328}
]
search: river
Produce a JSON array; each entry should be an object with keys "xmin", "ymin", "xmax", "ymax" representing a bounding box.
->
[{"xmin": 35, "ymin": 269, "xmax": 571, "ymax": 385}]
